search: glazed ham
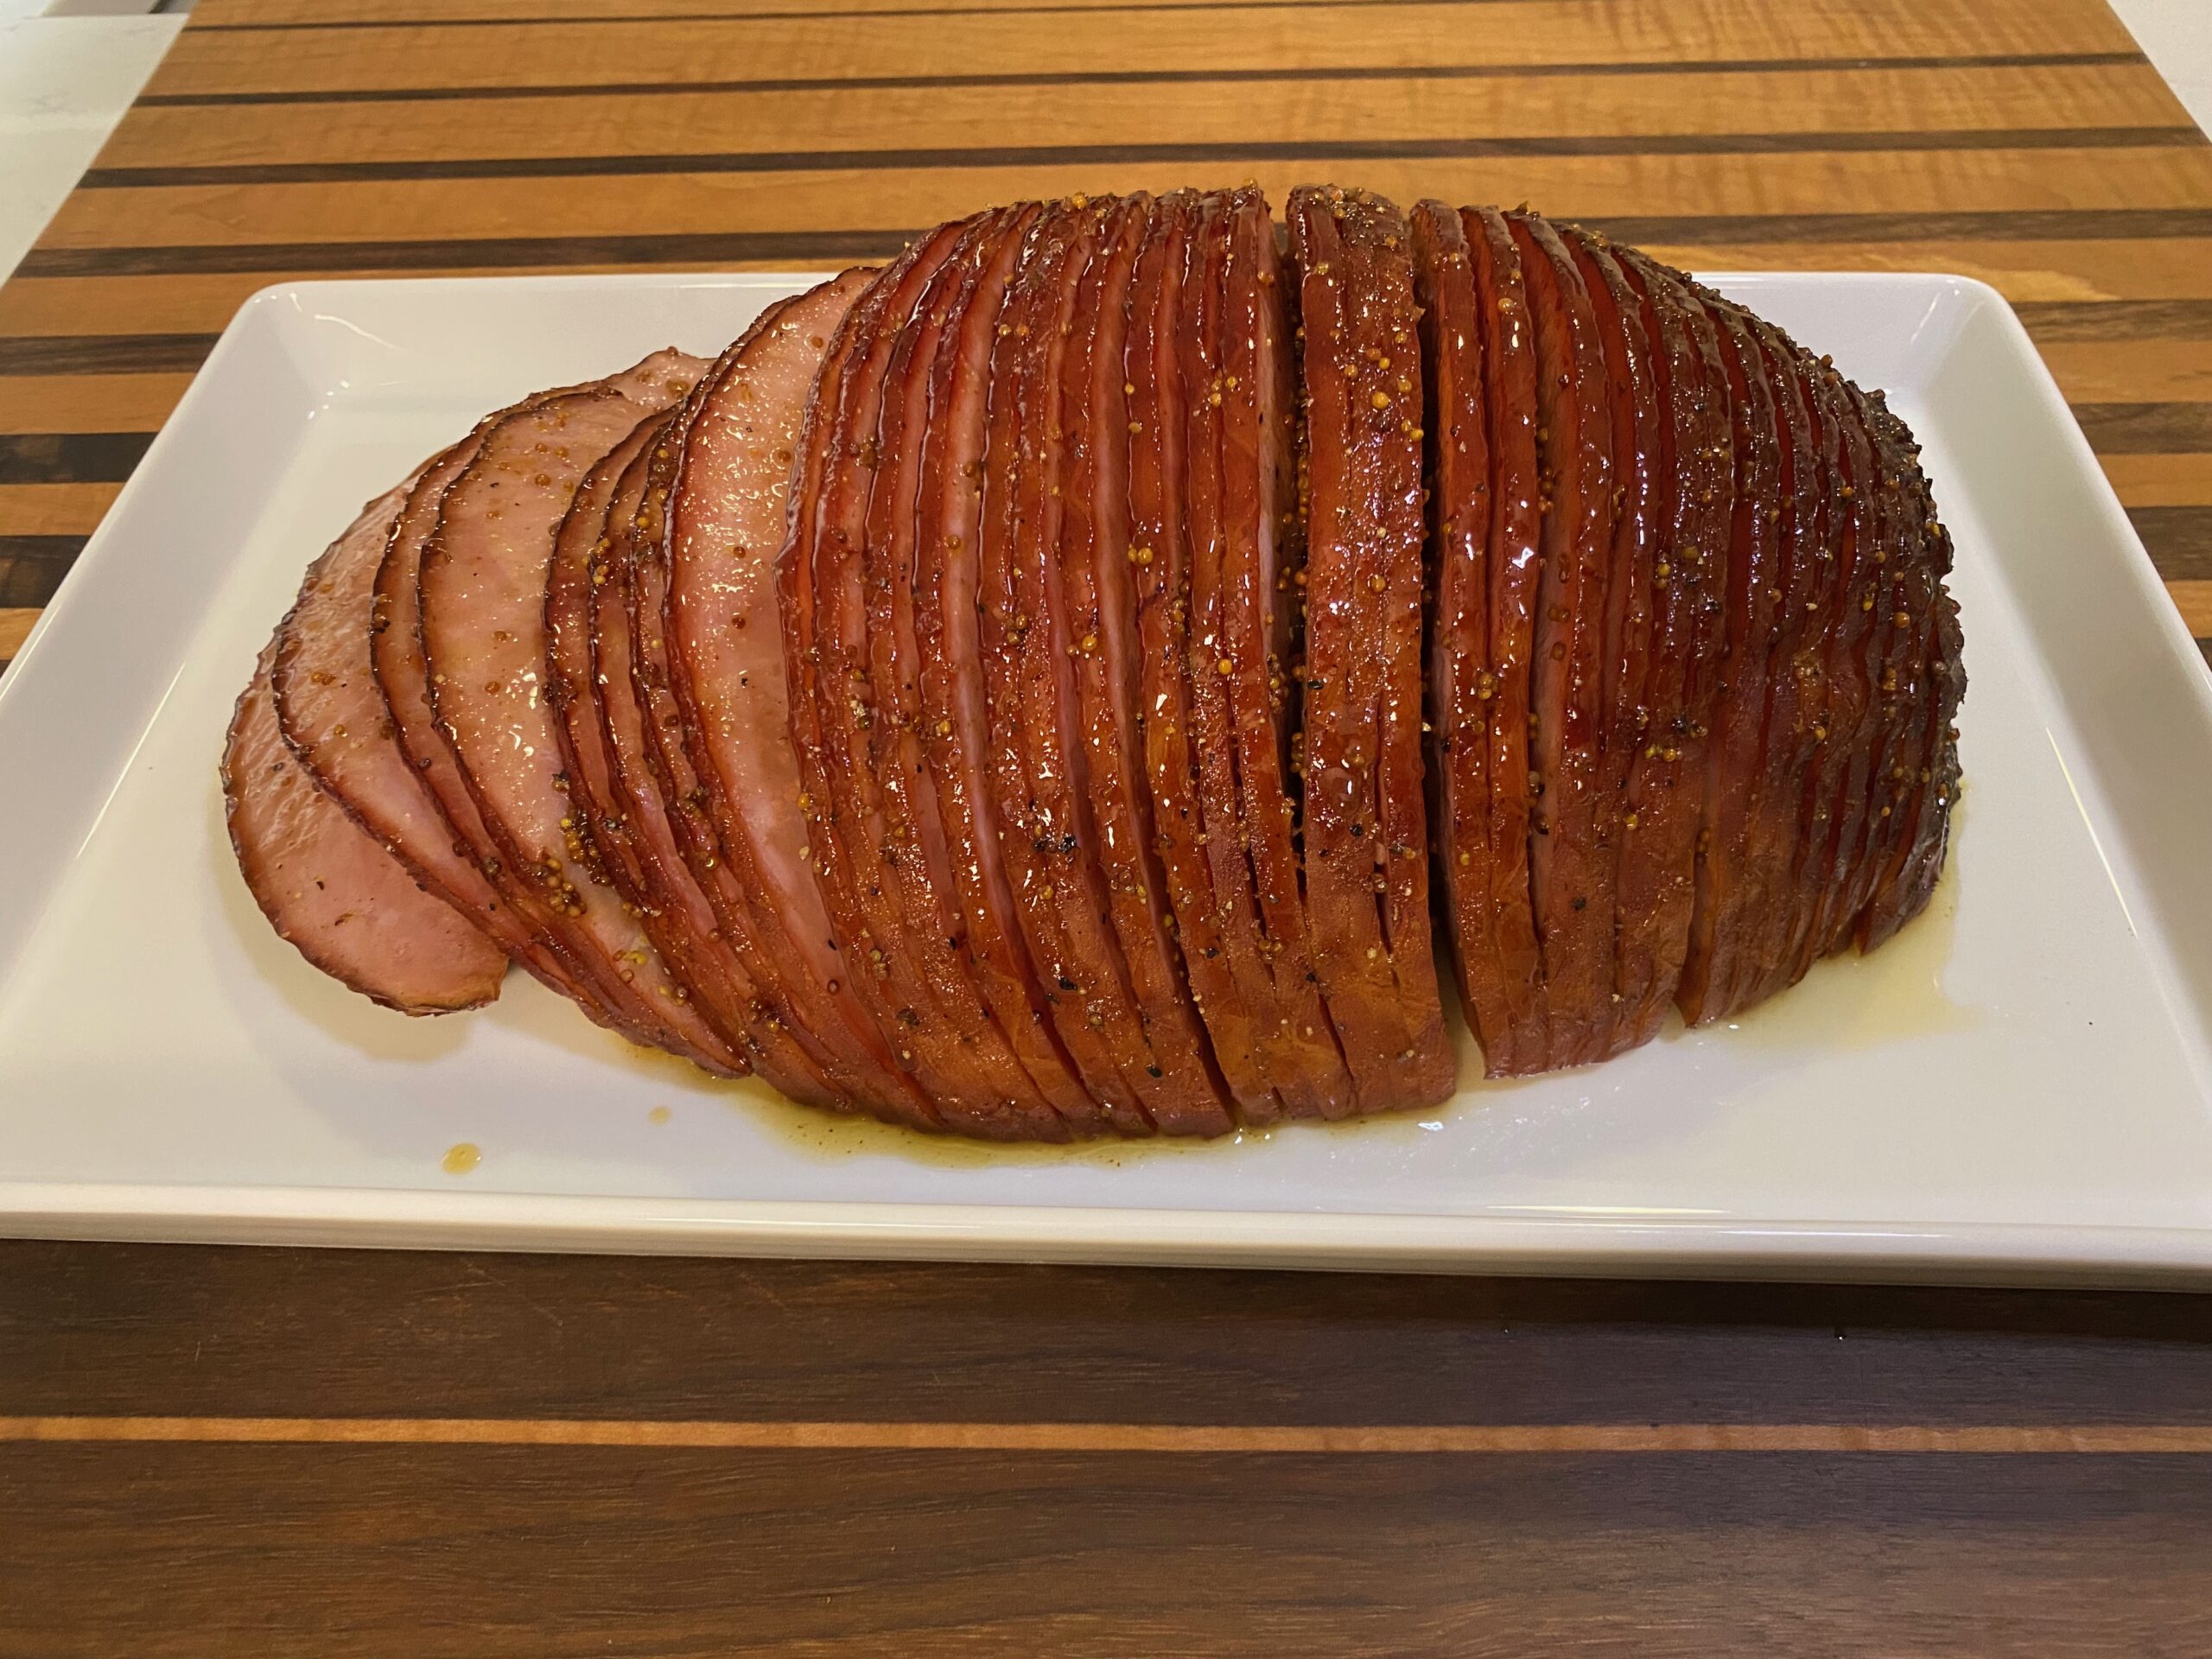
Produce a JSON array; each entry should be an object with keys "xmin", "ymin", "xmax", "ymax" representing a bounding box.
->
[{"xmin": 226, "ymin": 187, "xmax": 1964, "ymax": 1135}]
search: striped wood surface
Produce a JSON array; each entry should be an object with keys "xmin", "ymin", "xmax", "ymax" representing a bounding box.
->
[
  {"xmin": 3, "ymin": 0, "xmax": 2212, "ymax": 672},
  {"xmin": 9, "ymin": 1245, "xmax": 2212, "ymax": 1652},
  {"xmin": 7, "ymin": 2, "xmax": 2212, "ymax": 1651}
]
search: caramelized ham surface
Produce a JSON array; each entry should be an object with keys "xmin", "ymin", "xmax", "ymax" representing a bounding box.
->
[{"xmin": 228, "ymin": 188, "xmax": 1965, "ymax": 1136}]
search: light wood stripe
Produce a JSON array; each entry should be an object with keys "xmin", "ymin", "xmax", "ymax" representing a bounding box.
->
[
  {"xmin": 133, "ymin": 54, "xmax": 2157, "ymax": 113},
  {"xmin": 5, "ymin": 1415, "xmax": 2212, "ymax": 1452},
  {"xmin": 0, "ymin": 483, "xmax": 122, "ymax": 536},
  {"xmin": 2042, "ymin": 341, "xmax": 2212, "ymax": 403},
  {"xmin": 210, "ymin": 0, "xmax": 1493, "ymax": 19},
  {"xmin": 0, "ymin": 608, "xmax": 35, "ymax": 661},
  {"xmin": 143, "ymin": 0, "xmax": 2135, "ymax": 100},
  {"xmin": 92, "ymin": 64, "xmax": 2188, "ymax": 171},
  {"xmin": 0, "ymin": 374, "xmax": 196, "ymax": 433},
  {"xmin": 36, "ymin": 151, "xmax": 2212, "ymax": 253},
  {"xmin": 2102, "ymin": 454, "xmax": 2212, "ymax": 506},
  {"xmin": 2171, "ymin": 579, "xmax": 2212, "ymax": 634}
]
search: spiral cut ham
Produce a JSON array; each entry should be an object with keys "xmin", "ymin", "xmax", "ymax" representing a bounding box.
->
[{"xmin": 226, "ymin": 186, "xmax": 1964, "ymax": 1134}]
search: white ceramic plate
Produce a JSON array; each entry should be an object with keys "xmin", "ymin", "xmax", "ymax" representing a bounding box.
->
[{"xmin": 2, "ymin": 270, "xmax": 2209, "ymax": 1285}]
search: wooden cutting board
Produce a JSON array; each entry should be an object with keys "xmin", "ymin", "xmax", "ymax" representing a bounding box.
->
[{"xmin": 4, "ymin": 2, "xmax": 2212, "ymax": 1651}]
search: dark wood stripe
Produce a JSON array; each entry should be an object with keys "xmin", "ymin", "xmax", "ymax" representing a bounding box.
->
[
  {"xmin": 2128, "ymin": 506, "xmax": 2212, "ymax": 577},
  {"xmin": 0, "ymin": 433, "xmax": 154, "ymax": 487},
  {"xmin": 74, "ymin": 127, "xmax": 2202, "ymax": 190},
  {"xmin": 0, "ymin": 334, "xmax": 219, "ymax": 377},
  {"xmin": 2198, "ymin": 637, "xmax": 2212, "ymax": 671},
  {"xmin": 26, "ymin": 211, "xmax": 2212, "ymax": 281},
  {"xmin": 16, "ymin": 230, "xmax": 915, "ymax": 277},
  {"xmin": 9, "ymin": 1245, "xmax": 2212, "ymax": 1427},
  {"xmin": 6, "ymin": 1443, "xmax": 2211, "ymax": 1655},
  {"xmin": 2018, "ymin": 300, "xmax": 2212, "ymax": 342},
  {"xmin": 129, "ymin": 51, "xmax": 2149, "ymax": 107},
  {"xmin": 2075, "ymin": 404, "xmax": 2212, "ymax": 456},
  {"xmin": 10, "ymin": 1416, "xmax": 2212, "ymax": 1452},
  {"xmin": 0, "ymin": 537, "xmax": 87, "ymax": 608}
]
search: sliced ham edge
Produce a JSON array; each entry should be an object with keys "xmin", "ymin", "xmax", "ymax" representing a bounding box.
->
[
  {"xmin": 977, "ymin": 201, "xmax": 1160, "ymax": 1134},
  {"xmin": 1217, "ymin": 188, "xmax": 1354, "ymax": 1117},
  {"xmin": 417, "ymin": 349, "xmax": 747, "ymax": 1075},
  {"xmin": 228, "ymin": 488, "xmax": 510, "ymax": 1016},
  {"xmin": 1459, "ymin": 205, "xmax": 1551, "ymax": 1077},
  {"xmin": 1287, "ymin": 184, "xmax": 1452, "ymax": 1112},
  {"xmin": 1055, "ymin": 194, "xmax": 1239, "ymax": 1135},
  {"xmin": 663, "ymin": 270, "xmax": 945, "ymax": 1130},
  {"xmin": 907, "ymin": 206, "xmax": 1126, "ymax": 1135},
  {"xmin": 1127, "ymin": 191, "xmax": 1283, "ymax": 1122},
  {"xmin": 841, "ymin": 213, "xmax": 1080, "ymax": 1137}
]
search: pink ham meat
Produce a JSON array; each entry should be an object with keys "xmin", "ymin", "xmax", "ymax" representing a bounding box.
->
[
  {"xmin": 605, "ymin": 403, "xmax": 844, "ymax": 1110},
  {"xmin": 415, "ymin": 349, "xmax": 745, "ymax": 1075},
  {"xmin": 661, "ymin": 271, "xmax": 940, "ymax": 1130},
  {"xmin": 369, "ymin": 391, "xmax": 636, "ymax": 1028},
  {"xmin": 226, "ymin": 488, "xmax": 508, "ymax": 1014},
  {"xmin": 545, "ymin": 405, "xmax": 828, "ymax": 1098},
  {"xmin": 275, "ymin": 419, "xmax": 584, "ymax": 1006}
]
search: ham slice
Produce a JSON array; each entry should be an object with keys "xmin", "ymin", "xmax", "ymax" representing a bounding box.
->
[
  {"xmin": 1287, "ymin": 185, "xmax": 1452, "ymax": 1111},
  {"xmin": 545, "ymin": 406, "xmax": 823, "ymax": 1093},
  {"xmin": 607, "ymin": 403, "xmax": 845, "ymax": 1109},
  {"xmin": 662, "ymin": 271, "xmax": 940, "ymax": 1130},
  {"xmin": 1126, "ymin": 192, "xmax": 1281, "ymax": 1121},
  {"xmin": 1509, "ymin": 209, "xmax": 1619, "ymax": 1071},
  {"xmin": 1677, "ymin": 289, "xmax": 1785, "ymax": 1027},
  {"xmin": 275, "ymin": 424, "xmax": 585, "ymax": 1005},
  {"xmin": 1457, "ymin": 205, "xmax": 1550, "ymax": 1076},
  {"xmin": 860, "ymin": 211, "xmax": 1098, "ymax": 1138},
  {"xmin": 1177, "ymin": 191, "xmax": 1350, "ymax": 1122},
  {"xmin": 415, "ymin": 349, "xmax": 744, "ymax": 1075},
  {"xmin": 226, "ymin": 488, "xmax": 508, "ymax": 1015},
  {"xmin": 908, "ymin": 208, "xmax": 1130, "ymax": 1136},
  {"xmin": 789, "ymin": 218, "xmax": 1077, "ymax": 1138},
  {"xmin": 1059, "ymin": 194, "xmax": 1240, "ymax": 1134},
  {"xmin": 1607, "ymin": 251, "xmax": 1730, "ymax": 1049},
  {"xmin": 1412, "ymin": 203, "xmax": 1504, "ymax": 1071}
]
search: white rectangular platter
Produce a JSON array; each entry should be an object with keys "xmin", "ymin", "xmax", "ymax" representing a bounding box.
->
[{"xmin": 3, "ymin": 270, "xmax": 2211, "ymax": 1285}]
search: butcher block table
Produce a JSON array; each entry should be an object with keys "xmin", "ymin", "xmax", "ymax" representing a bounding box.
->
[{"xmin": 6, "ymin": 0, "xmax": 2212, "ymax": 1651}]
